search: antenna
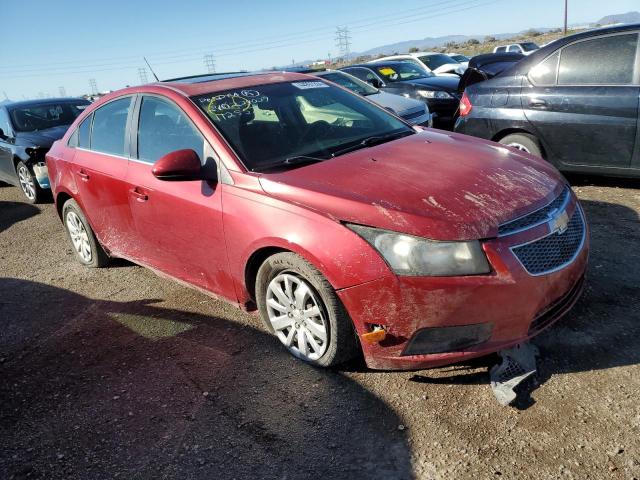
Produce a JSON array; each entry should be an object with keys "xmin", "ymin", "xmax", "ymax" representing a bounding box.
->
[{"xmin": 144, "ymin": 57, "xmax": 160, "ymax": 81}]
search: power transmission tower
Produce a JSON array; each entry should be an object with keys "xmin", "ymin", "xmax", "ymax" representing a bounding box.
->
[
  {"xmin": 563, "ymin": 0, "xmax": 568, "ymax": 35},
  {"xmin": 335, "ymin": 26, "xmax": 352, "ymax": 60},
  {"xmin": 89, "ymin": 78, "xmax": 98, "ymax": 95},
  {"xmin": 138, "ymin": 67, "xmax": 149, "ymax": 84},
  {"xmin": 203, "ymin": 54, "xmax": 216, "ymax": 73},
  {"xmin": 58, "ymin": 86, "xmax": 66, "ymax": 97}
]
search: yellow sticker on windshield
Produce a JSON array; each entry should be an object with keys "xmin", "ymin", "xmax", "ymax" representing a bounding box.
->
[{"xmin": 379, "ymin": 67, "xmax": 396, "ymax": 76}]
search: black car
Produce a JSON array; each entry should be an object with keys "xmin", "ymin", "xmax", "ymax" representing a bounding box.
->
[
  {"xmin": 455, "ymin": 24, "xmax": 640, "ymax": 177},
  {"xmin": 0, "ymin": 98, "xmax": 90, "ymax": 202},
  {"xmin": 340, "ymin": 61, "xmax": 460, "ymax": 129}
]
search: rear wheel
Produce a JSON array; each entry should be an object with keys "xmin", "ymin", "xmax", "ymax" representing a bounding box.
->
[
  {"xmin": 499, "ymin": 133, "xmax": 543, "ymax": 158},
  {"xmin": 62, "ymin": 199, "xmax": 109, "ymax": 268},
  {"xmin": 16, "ymin": 161, "xmax": 45, "ymax": 204},
  {"xmin": 255, "ymin": 252, "xmax": 358, "ymax": 367}
]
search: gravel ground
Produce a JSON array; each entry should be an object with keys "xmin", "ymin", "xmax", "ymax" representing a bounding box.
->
[{"xmin": 1, "ymin": 176, "xmax": 639, "ymax": 480}]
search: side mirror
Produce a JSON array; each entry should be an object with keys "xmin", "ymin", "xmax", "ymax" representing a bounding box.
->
[
  {"xmin": 152, "ymin": 149, "xmax": 215, "ymax": 182},
  {"xmin": 368, "ymin": 78, "xmax": 383, "ymax": 88}
]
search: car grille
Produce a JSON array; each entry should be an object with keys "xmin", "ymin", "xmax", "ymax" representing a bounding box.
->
[
  {"xmin": 511, "ymin": 207, "xmax": 586, "ymax": 275},
  {"xmin": 499, "ymin": 187, "xmax": 570, "ymax": 236}
]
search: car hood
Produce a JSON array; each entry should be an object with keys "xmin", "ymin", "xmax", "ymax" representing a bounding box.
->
[
  {"xmin": 259, "ymin": 131, "xmax": 564, "ymax": 241},
  {"xmin": 15, "ymin": 125, "xmax": 71, "ymax": 148},
  {"xmin": 366, "ymin": 91, "xmax": 425, "ymax": 115},
  {"xmin": 401, "ymin": 76, "xmax": 460, "ymax": 92}
]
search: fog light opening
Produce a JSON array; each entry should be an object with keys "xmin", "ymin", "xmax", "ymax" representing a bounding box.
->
[{"xmin": 361, "ymin": 324, "xmax": 387, "ymax": 344}]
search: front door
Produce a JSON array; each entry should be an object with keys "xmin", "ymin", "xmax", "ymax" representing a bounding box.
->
[
  {"xmin": 126, "ymin": 95, "xmax": 230, "ymax": 296},
  {"xmin": 524, "ymin": 32, "xmax": 639, "ymax": 169},
  {"xmin": 70, "ymin": 96, "xmax": 136, "ymax": 257}
]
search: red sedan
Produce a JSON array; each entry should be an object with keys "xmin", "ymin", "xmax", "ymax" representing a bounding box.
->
[{"xmin": 46, "ymin": 72, "xmax": 588, "ymax": 370}]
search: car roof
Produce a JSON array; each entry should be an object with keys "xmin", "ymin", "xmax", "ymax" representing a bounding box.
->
[
  {"xmin": 155, "ymin": 71, "xmax": 319, "ymax": 97},
  {"xmin": 3, "ymin": 97, "xmax": 89, "ymax": 110}
]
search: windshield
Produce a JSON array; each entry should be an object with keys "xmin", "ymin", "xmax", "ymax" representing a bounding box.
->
[
  {"xmin": 418, "ymin": 54, "xmax": 459, "ymax": 69},
  {"xmin": 9, "ymin": 101, "xmax": 90, "ymax": 132},
  {"xmin": 451, "ymin": 55, "xmax": 470, "ymax": 62},
  {"xmin": 318, "ymin": 71, "xmax": 378, "ymax": 96},
  {"xmin": 521, "ymin": 42, "xmax": 539, "ymax": 52},
  {"xmin": 374, "ymin": 63, "xmax": 430, "ymax": 82},
  {"xmin": 194, "ymin": 81, "xmax": 412, "ymax": 171}
]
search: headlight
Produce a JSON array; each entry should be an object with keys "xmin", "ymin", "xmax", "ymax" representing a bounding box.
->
[
  {"xmin": 346, "ymin": 224, "xmax": 490, "ymax": 276},
  {"xmin": 417, "ymin": 90, "xmax": 453, "ymax": 99}
]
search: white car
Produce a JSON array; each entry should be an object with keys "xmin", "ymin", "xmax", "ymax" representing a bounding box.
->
[
  {"xmin": 370, "ymin": 52, "xmax": 465, "ymax": 76},
  {"xmin": 446, "ymin": 53, "xmax": 470, "ymax": 69},
  {"xmin": 493, "ymin": 42, "xmax": 540, "ymax": 55}
]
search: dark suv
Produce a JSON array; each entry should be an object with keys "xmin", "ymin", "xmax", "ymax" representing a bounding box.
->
[{"xmin": 455, "ymin": 24, "xmax": 640, "ymax": 177}]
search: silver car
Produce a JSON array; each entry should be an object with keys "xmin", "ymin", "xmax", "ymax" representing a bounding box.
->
[{"xmin": 312, "ymin": 69, "xmax": 432, "ymax": 127}]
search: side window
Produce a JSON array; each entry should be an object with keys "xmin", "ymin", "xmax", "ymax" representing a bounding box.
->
[
  {"xmin": 67, "ymin": 128, "xmax": 79, "ymax": 148},
  {"xmin": 508, "ymin": 45, "xmax": 521, "ymax": 53},
  {"xmin": 343, "ymin": 68, "xmax": 369, "ymax": 82},
  {"xmin": 91, "ymin": 97, "xmax": 132, "ymax": 156},
  {"xmin": 529, "ymin": 51, "xmax": 560, "ymax": 86},
  {"xmin": 137, "ymin": 96, "xmax": 204, "ymax": 164},
  {"xmin": 495, "ymin": 46, "xmax": 506, "ymax": 53},
  {"xmin": 558, "ymin": 33, "xmax": 638, "ymax": 85},
  {"xmin": 0, "ymin": 109, "xmax": 10, "ymax": 137},
  {"xmin": 78, "ymin": 114, "xmax": 92, "ymax": 148}
]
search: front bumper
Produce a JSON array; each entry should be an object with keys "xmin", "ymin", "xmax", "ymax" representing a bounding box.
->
[{"xmin": 337, "ymin": 202, "xmax": 589, "ymax": 371}]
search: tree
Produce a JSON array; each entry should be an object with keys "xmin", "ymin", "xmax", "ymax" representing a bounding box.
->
[
  {"xmin": 484, "ymin": 35, "xmax": 497, "ymax": 43},
  {"xmin": 466, "ymin": 38, "xmax": 480, "ymax": 45},
  {"xmin": 408, "ymin": 47, "xmax": 420, "ymax": 53}
]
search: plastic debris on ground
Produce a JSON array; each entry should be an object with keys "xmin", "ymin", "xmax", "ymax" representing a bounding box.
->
[{"xmin": 490, "ymin": 342, "xmax": 540, "ymax": 406}]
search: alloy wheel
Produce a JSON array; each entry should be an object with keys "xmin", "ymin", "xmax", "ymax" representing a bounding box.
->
[
  {"xmin": 65, "ymin": 211, "xmax": 92, "ymax": 263},
  {"xmin": 506, "ymin": 142, "xmax": 531, "ymax": 153},
  {"xmin": 17, "ymin": 164, "xmax": 36, "ymax": 201},
  {"xmin": 266, "ymin": 273, "xmax": 328, "ymax": 361}
]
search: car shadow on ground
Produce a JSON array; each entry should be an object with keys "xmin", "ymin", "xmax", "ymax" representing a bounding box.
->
[
  {"xmin": 0, "ymin": 200, "xmax": 40, "ymax": 234},
  {"xmin": 407, "ymin": 198, "xmax": 640, "ymax": 409},
  {"xmin": 0, "ymin": 278, "xmax": 413, "ymax": 480}
]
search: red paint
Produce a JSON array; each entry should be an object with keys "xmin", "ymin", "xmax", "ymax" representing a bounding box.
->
[
  {"xmin": 152, "ymin": 149, "xmax": 202, "ymax": 180},
  {"xmin": 459, "ymin": 91, "xmax": 473, "ymax": 117},
  {"xmin": 46, "ymin": 73, "xmax": 589, "ymax": 370}
]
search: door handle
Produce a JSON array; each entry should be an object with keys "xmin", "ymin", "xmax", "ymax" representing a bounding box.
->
[
  {"xmin": 130, "ymin": 188, "xmax": 148, "ymax": 202},
  {"xmin": 77, "ymin": 170, "xmax": 90, "ymax": 181},
  {"xmin": 529, "ymin": 98, "xmax": 548, "ymax": 108}
]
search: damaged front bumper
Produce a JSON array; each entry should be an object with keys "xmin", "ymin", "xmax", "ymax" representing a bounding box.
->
[{"xmin": 337, "ymin": 207, "xmax": 589, "ymax": 371}]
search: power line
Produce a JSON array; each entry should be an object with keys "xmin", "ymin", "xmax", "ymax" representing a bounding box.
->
[
  {"xmin": 203, "ymin": 54, "xmax": 216, "ymax": 73},
  {"xmin": 89, "ymin": 79, "xmax": 98, "ymax": 95},
  {"xmin": 335, "ymin": 26, "xmax": 352, "ymax": 59},
  {"xmin": 138, "ymin": 67, "xmax": 149, "ymax": 84},
  {"xmin": 1, "ymin": 0, "xmax": 491, "ymax": 73}
]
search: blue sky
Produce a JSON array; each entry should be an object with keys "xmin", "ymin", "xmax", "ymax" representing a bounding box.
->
[{"xmin": 2, "ymin": 0, "xmax": 638, "ymax": 99}]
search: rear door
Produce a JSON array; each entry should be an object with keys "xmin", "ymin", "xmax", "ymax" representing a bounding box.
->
[
  {"xmin": 126, "ymin": 94, "xmax": 229, "ymax": 294},
  {"xmin": 71, "ymin": 96, "xmax": 136, "ymax": 256},
  {"xmin": 523, "ymin": 31, "xmax": 639, "ymax": 168}
]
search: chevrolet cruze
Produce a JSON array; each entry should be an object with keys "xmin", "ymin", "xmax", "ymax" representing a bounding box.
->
[{"xmin": 46, "ymin": 72, "xmax": 588, "ymax": 370}]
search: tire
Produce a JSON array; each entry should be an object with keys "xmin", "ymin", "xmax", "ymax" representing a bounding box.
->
[
  {"xmin": 499, "ymin": 133, "xmax": 543, "ymax": 158},
  {"xmin": 255, "ymin": 252, "xmax": 358, "ymax": 368},
  {"xmin": 62, "ymin": 199, "xmax": 109, "ymax": 268},
  {"xmin": 15, "ymin": 161, "xmax": 46, "ymax": 204}
]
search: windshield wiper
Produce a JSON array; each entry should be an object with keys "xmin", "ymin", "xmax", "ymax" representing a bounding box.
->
[
  {"xmin": 283, "ymin": 155, "xmax": 326, "ymax": 166},
  {"xmin": 330, "ymin": 130, "xmax": 414, "ymax": 158}
]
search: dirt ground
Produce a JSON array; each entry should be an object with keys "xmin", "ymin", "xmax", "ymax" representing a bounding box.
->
[{"xmin": 1, "ymin": 175, "xmax": 639, "ymax": 480}]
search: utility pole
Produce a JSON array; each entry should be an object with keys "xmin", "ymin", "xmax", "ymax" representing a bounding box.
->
[
  {"xmin": 58, "ymin": 86, "xmax": 66, "ymax": 97},
  {"xmin": 89, "ymin": 78, "xmax": 98, "ymax": 96},
  {"xmin": 138, "ymin": 67, "xmax": 149, "ymax": 84},
  {"xmin": 204, "ymin": 54, "xmax": 216, "ymax": 74},
  {"xmin": 335, "ymin": 26, "xmax": 352, "ymax": 61},
  {"xmin": 2, "ymin": 91, "xmax": 8, "ymax": 101},
  {"xmin": 564, "ymin": 0, "xmax": 568, "ymax": 35}
]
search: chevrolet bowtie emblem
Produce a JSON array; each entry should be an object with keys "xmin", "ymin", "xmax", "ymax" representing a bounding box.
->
[{"xmin": 549, "ymin": 209, "xmax": 570, "ymax": 234}]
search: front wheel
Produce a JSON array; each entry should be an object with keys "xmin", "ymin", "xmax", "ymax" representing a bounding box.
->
[
  {"xmin": 62, "ymin": 199, "xmax": 109, "ymax": 268},
  {"xmin": 255, "ymin": 252, "xmax": 358, "ymax": 367},
  {"xmin": 16, "ymin": 161, "xmax": 46, "ymax": 204}
]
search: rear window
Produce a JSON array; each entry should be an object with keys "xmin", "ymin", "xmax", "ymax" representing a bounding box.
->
[
  {"xmin": 558, "ymin": 33, "xmax": 638, "ymax": 85},
  {"xmin": 418, "ymin": 54, "xmax": 458, "ymax": 70}
]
